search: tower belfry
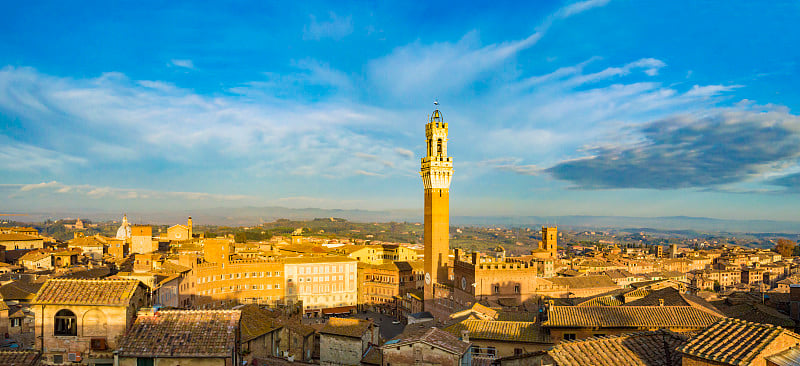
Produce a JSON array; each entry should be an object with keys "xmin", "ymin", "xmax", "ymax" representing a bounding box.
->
[{"xmin": 421, "ymin": 104, "xmax": 453, "ymax": 310}]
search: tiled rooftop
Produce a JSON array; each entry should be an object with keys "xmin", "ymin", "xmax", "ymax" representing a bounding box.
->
[
  {"xmin": 543, "ymin": 306, "xmax": 723, "ymax": 328},
  {"xmin": 676, "ymin": 318, "xmax": 800, "ymax": 365},
  {"xmin": 385, "ymin": 325, "xmax": 471, "ymax": 355},
  {"xmin": 443, "ymin": 320, "xmax": 548, "ymax": 343},
  {"xmin": 622, "ymin": 287, "xmax": 724, "ymax": 316},
  {"xmin": 0, "ymin": 350, "xmax": 41, "ymax": 366},
  {"xmin": 548, "ymin": 330, "xmax": 687, "ymax": 366},
  {"xmin": 32, "ymin": 278, "xmax": 140, "ymax": 306},
  {"xmin": 238, "ymin": 304, "xmax": 281, "ymax": 342},
  {"xmin": 546, "ymin": 275, "xmax": 618, "ymax": 289},
  {"xmin": 0, "ymin": 233, "xmax": 41, "ymax": 241},
  {"xmin": 319, "ymin": 317, "xmax": 373, "ymax": 338},
  {"xmin": 118, "ymin": 310, "xmax": 240, "ymax": 358}
]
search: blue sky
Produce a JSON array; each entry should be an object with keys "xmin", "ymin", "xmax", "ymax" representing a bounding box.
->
[{"xmin": 2, "ymin": 0, "xmax": 800, "ymax": 221}]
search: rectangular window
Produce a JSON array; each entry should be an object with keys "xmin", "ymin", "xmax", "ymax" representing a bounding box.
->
[
  {"xmin": 564, "ymin": 333, "xmax": 577, "ymax": 340},
  {"xmin": 136, "ymin": 358, "xmax": 154, "ymax": 366},
  {"xmin": 493, "ymin": 285, "xmax": 500, "ymax": 293},
  {"xmin": 514, "ymin": 285, "xmax": 520, "ymax": 293},
  {"xmin": 275, "ymin": 284, "xmax": 280, "ymax": 289}
]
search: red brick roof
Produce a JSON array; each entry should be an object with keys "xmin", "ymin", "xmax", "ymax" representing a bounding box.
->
[
  {"xmin": 32, "ymin": 278, "xmax": 141, "ymax": 306},
  {"xmin": 118, "ymin": 310, "xmax": 240, "ymax": 358}
]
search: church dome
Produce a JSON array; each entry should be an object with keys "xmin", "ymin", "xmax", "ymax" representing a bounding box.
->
[
  {"xmin": 431, "ymin": 109, "xmax": 443, "ymax": 123},
  {"xmin": 115, "ymin": 214, "xmax": 131, "ymax": 240}
]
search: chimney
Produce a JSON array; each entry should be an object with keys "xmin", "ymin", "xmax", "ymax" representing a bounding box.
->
[
  {"xmin": 461, "ymin": 330, "xmax": 469, "ymax": 343},
  {"xmin": 791, "ymin": 285, "xmax": 800, "ymax": 321},
  {"xmin": 659, "ymin": 299, "xmax": 665, "ymax": 307}
]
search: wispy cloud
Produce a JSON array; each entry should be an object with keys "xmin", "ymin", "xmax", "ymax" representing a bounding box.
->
[
  {"xmin": 0, "ymin": 66, "xmax": 415, "ymax": 180},
  {"xmin": 169, "ymin": 59, "xmax": 195, "ymax": 69},
  {"xmin": 558, "ymin": 0, "xmax": 612, "ymax": 18},
  {"xmin": 0, "ymin": 139, "xmax": 87, "ymax": 172},
  {"xmin": 6, "ymin": 181, "xmax": 253, "ymax": 201},
  {"xmin": 303, "ymin": 12, "xmax": 353, "ymax": 41}
]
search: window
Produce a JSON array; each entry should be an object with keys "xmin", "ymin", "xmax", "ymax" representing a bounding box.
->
[
  {"xmin": 136, "ymin": 358, "xmax": 154, "ymax": 366},
  {"xmin": 493, "ymin": 285, "xmax": 500, "ymax": 293},
  {"xmin": 54, "ymin": 309, "xmax": 77, "ymax": 336},
  {"xmin": 514, "ymin": 348, "xmax": 523, "ymax": 356},
  {"xmin": 275, "ymin": 284, "xmax": 280, "ymax": 289},
  {"xmin": 514, "ymin": 285, "xmax": 520, "ymax": 293},
  {"xmin": 53, "ymin": 355, "xmax": 64, "ymax": 364},
  {"xmin": 564, "ymin": 333, "xmax": 576, "ymax": 340},
  {"xmin": 10, "ymin": 318, "xmax": 21, "ymax": 327},
  {"xmin": 487, "ymin": 347, "xmax": 496, "ymax": 357}
]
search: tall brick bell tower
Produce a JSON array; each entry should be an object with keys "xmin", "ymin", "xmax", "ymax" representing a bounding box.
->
[{"xmin": 420, "ymin": 103, "xmax": 453, "ymax": 313}]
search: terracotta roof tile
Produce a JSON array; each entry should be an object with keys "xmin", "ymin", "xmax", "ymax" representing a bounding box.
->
[
  {"xmin": 319, "ymin": 317, "xmax": 373, "ymax": 338},
  {"xmin": 118, "ymin": 310, "xmax": 240, "ymax": 358},
  {"xmin": 443, "ymin": 320, "xmax": 548, "ymax": 343},
  {"xmin": 32, "ymin": 278, "xmax": 140, "ymax": 306},
  {"xmin": 385, "ymin": 326, "xmax": 471, "ymax": 355},
  {"xmin": 548, "ymin": 330, "xmax": 687, "ymax": 366},
  {"xmin": 238, "ymin": 304, "xmax": 281, "ymax": 342},
  {"xmin": 546, "ymin": 275, "xmax": 619, "ymax": 289},
  {"xmin": 0, "ymin": 234, "xmax": 41, "ymax": 241},
  {"xmin": 676, "ymin": 318, "xmax": 800, "ymax": 365},
  {"xmin": 543, "ymin": 306, "xmax": 723, "ymax": 328},
  {"xmin": 0, "ymin": 350, "xmax": 41, "ymax": 366}
]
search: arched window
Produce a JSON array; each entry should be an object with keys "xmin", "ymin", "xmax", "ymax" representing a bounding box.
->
[
  {"xmin": 437, "ymin": 139, "xmax": 443, "ymax": 156},
  {"xmin": 54, "ymin": 309, "xmax": 77, "ymax": 336}
]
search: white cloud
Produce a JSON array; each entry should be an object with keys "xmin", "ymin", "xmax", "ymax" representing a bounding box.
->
[
  {"xmin": 0, "ymin": 66, "xmax": 416, "ymax": 179},
  {"xmin": 558, "ymin": 0, "xmax": 612, "ymax": 18},
  {"xmin": 368, "ymin": 30, "xmax": 543, "ymax": 98},
  {"xmin": 684, "ymin": 84, "xmax": 742, "ymax": 98},
  {"xmin": 303, "ymin": 12, "xmax": 353, "ymax": 41},
  {"xmin": 169, "ymin": 59, "xmax": 195, "ymax": 69}
]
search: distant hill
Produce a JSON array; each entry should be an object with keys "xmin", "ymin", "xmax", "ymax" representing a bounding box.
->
[{"xmin": 7, "ymin": 207, "xmax": 800, "ymax": 234}]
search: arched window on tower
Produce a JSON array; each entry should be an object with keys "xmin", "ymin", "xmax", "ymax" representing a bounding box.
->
[
  {"xmin": 437, "ymin": 139, "xmax": 443, "ymax": 156},
  {"xmin": 54, "ymin": 309, "xmax": 77, "ymax": 336}
]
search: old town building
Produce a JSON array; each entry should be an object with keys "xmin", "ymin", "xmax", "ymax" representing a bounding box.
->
[
  {"xmin": 31, "ymin": 278, "xmax": 148, "ymax": 365},
  {"xmin": 284, "ymin": 256, "xmax": 358, "ymax": 317}
]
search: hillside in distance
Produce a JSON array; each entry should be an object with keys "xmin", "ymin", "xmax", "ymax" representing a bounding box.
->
[{"xmin": 10, "ymin": 206, "xmax": 800, "ymax": 234}]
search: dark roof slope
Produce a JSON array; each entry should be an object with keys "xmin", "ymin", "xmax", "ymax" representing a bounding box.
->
[
  {"xmin": 548, "ymin": 330, "xmax": 688, "ymax": 366},
  {"xmin": 384, "ymin": 325, "xmax": 470, "ymax": 355},
  {"xmin": 118, "ymin": 310, "xmax": 240, "ymax": 358},
  {"xmin": 676, "ymin": 318, "xmax": 800, "ymax": 365}
]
